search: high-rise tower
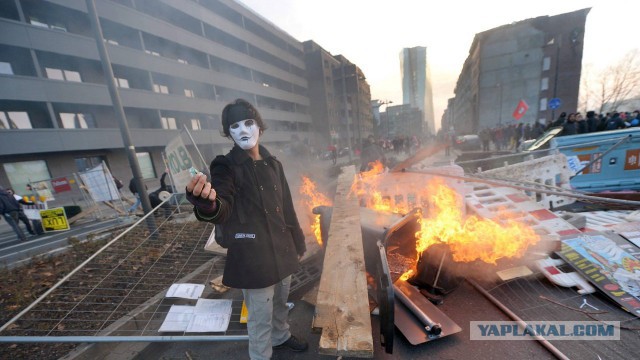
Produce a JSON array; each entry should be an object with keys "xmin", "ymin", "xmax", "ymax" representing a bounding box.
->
[{"xmin": 400, "ymin": 46, "xmax": 435, "ymax": 135}]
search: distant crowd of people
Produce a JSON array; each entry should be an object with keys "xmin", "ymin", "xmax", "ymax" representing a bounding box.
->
[
  {"xmin": 475, "ymin": 109, "xmax": 640, "ymax": 152},
  {"xmin": 547, "ymin": 110, "xmax": 640, "ymax": 136}
]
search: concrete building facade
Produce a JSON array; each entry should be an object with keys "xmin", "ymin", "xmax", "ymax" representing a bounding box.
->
[
  {"xmin": 303, "ymin": 41, "xmax": 373, "ymax": 152},
  {"xmin": 0, "ymin": 0, "xmax": 313, "ymax": 194},
  {"xmin": 400, "ymin": 46, "xmax": 435, "ymax": 136},
  {"xmin": 446, "ymin": 8, "xmax": 589, "ymax": 135},
  {"xmin": 381, "ymin": 104, "xmax": 422, "ymax": 140}
]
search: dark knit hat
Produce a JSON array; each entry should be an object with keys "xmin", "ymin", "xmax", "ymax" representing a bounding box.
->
[
  {"xmin": 224, "ymin": 103, "xmax": 253, "ymax": 127},
  {"xmin": 220, "ymin": 99, "xmax": 267, "ymax": 137}
]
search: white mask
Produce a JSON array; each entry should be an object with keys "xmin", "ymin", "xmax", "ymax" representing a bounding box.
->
[{"xmin": 229, "ymin": 119, "xmax": 260, "ymax": 150}]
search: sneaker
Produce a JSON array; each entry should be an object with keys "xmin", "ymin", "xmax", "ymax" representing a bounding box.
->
[{"xmin": 273, "ymin": 335, "xmax": 308, "ymax": 352}]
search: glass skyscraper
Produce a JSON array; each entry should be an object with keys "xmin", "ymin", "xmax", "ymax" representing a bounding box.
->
[{"xmin": 400, "ymin": 46, "xmax": 435, "ymax": 135}]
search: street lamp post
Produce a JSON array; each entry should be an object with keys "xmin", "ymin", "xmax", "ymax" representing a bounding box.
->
[
  {"xmin": 551, "ymin": 36, "xmax": 561, "ymax": 122},
  {"xmin": 85, "ymin": 0, "xmax": 153, "ymax": 216},
  {"xmin": 497, "ymin": 83, "xmax": 503, "ymax": 125}
]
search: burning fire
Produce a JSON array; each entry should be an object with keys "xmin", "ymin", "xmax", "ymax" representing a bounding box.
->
[
  {"xmin": 302, "ymin": 163, "xmax": 539, "ymax": 268},
  {"xmin": 299, "ymin": 176, "xmax": 332, "ymax": 245},
  {"xmin": 351, "ymin": 160, "xmax": 411, "ymax": 213},
  {"xmin": 414, "ymin": 178, "xmax": 539, "ymax": 264}
]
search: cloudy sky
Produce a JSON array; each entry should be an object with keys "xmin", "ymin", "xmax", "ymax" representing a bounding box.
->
[{"xmin": 237, "ymin": 0, "xmax": 638, "ymax": 131}]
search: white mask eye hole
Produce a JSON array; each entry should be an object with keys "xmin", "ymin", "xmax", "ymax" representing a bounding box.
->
[{"xmin": 229, "ymin": 119, "xmax": 255, "ymax": 130}]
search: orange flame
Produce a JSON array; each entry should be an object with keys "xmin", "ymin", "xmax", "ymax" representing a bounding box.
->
[
  {"xmin": 299, "ymin": 176, "xmax": 332, "ymax": 246},
  {"xmin": 415, "ymin": 178, "xmax": 539, "ymax": 264},
  {"xmin": 351, "ymin": 160, "xmax": 408, "ymax": 213}
]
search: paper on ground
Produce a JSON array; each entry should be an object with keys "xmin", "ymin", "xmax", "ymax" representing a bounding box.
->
[
  {"xmin": 195, "ymin": 298, "xmax": 233, "ymax": 314},
  {"xmin": 158, "ymin": 305, "xmax": 194, "ymax": 332},
  {"xmin": 186, "ymin": 313, "xmax": 232, "ymax": 332},
  {"xmin": 159, "ymin": 299, "xmax": 233, "ymax": 333},
  {"xmin": 165, "ymin": 283, "xmax": 205, "ymax": 299}
]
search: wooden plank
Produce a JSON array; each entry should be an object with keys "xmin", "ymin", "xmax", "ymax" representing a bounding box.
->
[
  {"xmin": 104, "ymin": 200, "xmax": 127, "ymax": 215},
  {"xmin": 67, "ymin": 205, "xmax": 98, "ymax": 225},
  {"xmin": 312, "ymin": 165, "xmax": 373, "ymax": 358}
]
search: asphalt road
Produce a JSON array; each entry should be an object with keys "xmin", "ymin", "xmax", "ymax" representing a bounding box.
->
[{"xmin": 133, "ymin": 280, "xmax": 555, "ymax": 360}]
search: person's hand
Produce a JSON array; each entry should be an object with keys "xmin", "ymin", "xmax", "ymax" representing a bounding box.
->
[{"xmin": 186, "ymin": 174, "xmax": 217, "ymax": 213}]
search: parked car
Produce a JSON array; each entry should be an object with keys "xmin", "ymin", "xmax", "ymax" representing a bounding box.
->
[{"xmin": 454, "ymin": 135, "xmax": 481, "ymax": 151}]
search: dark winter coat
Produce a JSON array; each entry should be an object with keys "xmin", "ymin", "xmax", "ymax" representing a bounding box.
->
[
  {"xmin": 0, "ymin": 190, "xmax": 21, "ymax": 214},
  {"xmin": 193, "ymin": 145, "xmax": 306, "ymax": 289},
  {"xmin": 605, "ymin": 114, "xmax": 625, "ymax": 130},
  {"xmin": 562, "ymin": 121, "xmax": 577, "ymax": 136},
  {"xmin": 586, "ymin": 112, "xmax": 599, "ymax": 133},
  {"xmin": 577, "ymin": 119, "xmax": 587, "ymax": 134},
  {"xmin": 149, "ymin": 173, "xmax": 172, "ymax": 208},
  {"xmin": 128, "ymin": 178, "xmax": 147, "ymax": 195}
]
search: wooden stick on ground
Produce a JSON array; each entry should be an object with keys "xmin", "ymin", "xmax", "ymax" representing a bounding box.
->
[{"xmin": 312, "ymin": 165, "xmax": 373, "ymax": 358}]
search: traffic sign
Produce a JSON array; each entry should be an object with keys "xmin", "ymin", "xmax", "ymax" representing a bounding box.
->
[
  {"xmin": 549, "ymin": 98, "xmax": 562, "ymax": 110},
  {"xmin": 40, "ymin": 207, "xmax": 70, "ymax": 232}
]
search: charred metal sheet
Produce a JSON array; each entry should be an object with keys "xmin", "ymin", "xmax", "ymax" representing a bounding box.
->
[{"xmin": 393, "ymin": 280, "xmax": 461, "ymax": 345}]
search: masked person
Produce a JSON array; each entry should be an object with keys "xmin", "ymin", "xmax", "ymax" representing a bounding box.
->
[{"xmin": 186, "ymin": 99, "xmax": 307, "ymax": 360}]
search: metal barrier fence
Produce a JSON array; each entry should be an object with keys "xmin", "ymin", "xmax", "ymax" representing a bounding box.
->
[
  {"xmin": 18, "ymin": 167, "xmax": 137, "ymax": 224},
  {"xmin": 0, "ymin": 199, "xmax": 239, "ymax": 358},
  {"xmin": 0, "ymin": 196, "xmax": 322, "ymax": 360}
]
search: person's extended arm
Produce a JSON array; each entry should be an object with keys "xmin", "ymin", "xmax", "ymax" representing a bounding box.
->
[
  {"xmin": 186, "ymin": 173, "xmax": 219, "ymax": 215},
  {"xmin": 185, "ymin": 157, "xmax": 235, "ymax": 223}
]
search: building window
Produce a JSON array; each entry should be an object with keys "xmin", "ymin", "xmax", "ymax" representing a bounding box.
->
[
  {"xmin": 136, "ymin": 152, "xmax": 156, "ymax": 179},
  {"xmin": 0, "ymin": 111, "xmax": 32, "ymax": 129},
  {"xmin": 45, "ymin": 67, "xmax": 63, "ymax": 80},
  {"xmin": 542, "ymin": 57, "xmax": 551, "ymax": 71},
  {"xmin": 60, "ymin": 113, "xmax": 96, "ymax": 129},
  {"xmin": 0, "ymin": 61, "xmax": 13, "ymax": 75},
  {"xmin": 541, "ymin": 77, "xmax": 549, "ymax": 91},
  {"xmin": 29, "ymin": 17, "xmax": 66, "ymax": 32},
  {"xmin": 540, "ymin": 97, "xmax": 548, "ymax": 111},
  {"xmin": 191, "ymin": 119, "xmax": 201, "ymax": 130},
  {"xmin": 3, "ymin": 160, "xmax": 51, "ymax": 196},
  {"xmin": 153, "ymin": 84, "xmax": 169, "ymax": 94},
  {"xmin": 116, "ymin": 77, "xmax": 129, "ymax": 88},
  {"xmin": 29, "ymin": 17, "xmax": 48, "ymax": 28},
  {"xmin": 161, "ymin": 117, "xmax": 177, "ymax": 129},
  {"xmin": 184, "ymin": 89, "xmax": 194, "ymax": 98},
  {"xmin": 45, "ymin": 67, "xmax": 82, "ymax": 82},
  {"xmin": 75, "ymin": 156, "xmax": 107, "ymax": 172},
  {"xmin": 50, "ymin": 23, "xmax": 67, "ymax": 32}
]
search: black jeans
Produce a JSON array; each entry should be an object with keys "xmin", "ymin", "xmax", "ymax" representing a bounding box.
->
[
  {"xmin": 3, "ymin": 211, "xmax": 27, "ymax": 241},
  {"xmin": 17, "ymin": 210, "xmax": 35, "ymax": 234}
]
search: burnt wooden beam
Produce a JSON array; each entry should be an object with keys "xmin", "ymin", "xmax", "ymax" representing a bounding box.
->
[{"xmin": 312, "ymin": 165, "xmax": 373, "ymax": 357}]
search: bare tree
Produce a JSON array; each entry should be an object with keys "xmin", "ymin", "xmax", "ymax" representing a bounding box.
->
[
  {"xmin": 579, "ymin": 49, "xmax": 640, "ymax": 113},
  {"xmin": 590, "ymin": 49, "xmax": 640, "ymax": 113},
  {"xmin": 578, "ymin": 63, "xmax": 593, "ymax": 113}
]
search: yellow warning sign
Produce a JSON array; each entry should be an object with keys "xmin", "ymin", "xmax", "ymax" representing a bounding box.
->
[{"xmin": 40, "ymin": 207, "xmax": 70, "ymax": 232}]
